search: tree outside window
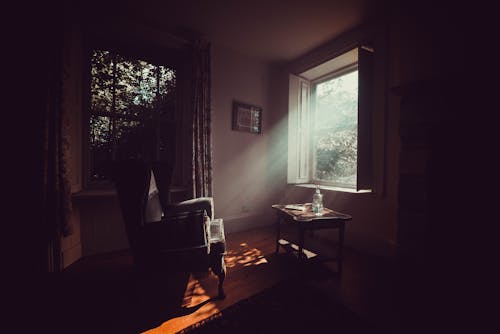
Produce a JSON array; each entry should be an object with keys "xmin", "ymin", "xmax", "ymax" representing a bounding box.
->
[
  {"xmin": 313, "ymin": 70, "xmax": 358, "ymax": 188},
  {"xmin": 89, "ymin": 50, "xmax": 176, "ymax": 182}
]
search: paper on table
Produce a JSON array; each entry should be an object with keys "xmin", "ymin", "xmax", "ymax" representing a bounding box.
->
[{"xmin": 284, "ymin": 204, "xmax": 306, "ymax": 211}]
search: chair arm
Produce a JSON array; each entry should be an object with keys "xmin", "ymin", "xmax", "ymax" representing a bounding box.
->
[
  {"xmin": 209, "ymin": 218, "xmax": 226, "ymax": 255},
  {"xmin": 165, "ymin": 197, "xmax": 214, "ymax": 220},
  {"xmin": 140, "ymin": 210, "xmax": 209, "ymax": 251}
]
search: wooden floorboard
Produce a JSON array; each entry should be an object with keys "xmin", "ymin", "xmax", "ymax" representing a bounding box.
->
[
  {"xmin": 53, "ymin": 225, "xmax": 400, "ymax": 334},
  {"xmin": 148, "ymin": 226, "xmax": 293, "ymax": 333}
]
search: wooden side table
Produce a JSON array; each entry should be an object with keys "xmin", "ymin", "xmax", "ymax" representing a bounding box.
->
[{"xmin": 272, "ymin": 203, "xmax": 352, "ymax": 274}]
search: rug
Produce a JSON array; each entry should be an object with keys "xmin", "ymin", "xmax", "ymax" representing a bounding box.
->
[{"xmin": 178, "ymin": 278, "xmax": 384, "ymax": 334}]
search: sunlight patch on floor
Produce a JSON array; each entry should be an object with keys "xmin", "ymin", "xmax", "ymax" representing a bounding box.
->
[
  {"xmin": 182, "ymin": 275, "xmax": 210, "ymax": 307},
  {"xmin": 142, "ymin": 275, "xmax": 220, "ymax": 334},
  {"xmin": 224, "ymin": 242, "xmax": 269, "ymax": 268},
  {"xmin": 141, "ymin": 242, "xmax": 270, "ymax": 333}
]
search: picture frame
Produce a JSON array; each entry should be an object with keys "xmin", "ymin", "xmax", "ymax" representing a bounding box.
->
[{"xmin": 232, "ymin": 101, "xmax": 262, "ymax": 134}]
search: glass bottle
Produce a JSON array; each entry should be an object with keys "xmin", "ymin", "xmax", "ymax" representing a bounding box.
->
[{"xmin": 312, "ymin": 185, "xmax": 323, "ymax": 216}]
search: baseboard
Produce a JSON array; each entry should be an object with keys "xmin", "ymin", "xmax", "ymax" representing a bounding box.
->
[{"xmin": 222, "ymin": 213, "xmax": 274, "ymax": 234}]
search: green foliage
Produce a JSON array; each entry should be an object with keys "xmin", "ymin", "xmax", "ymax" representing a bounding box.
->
[
  {"xmin": 314, "ymin": 71, "xmax": 358, "ymax": 186},
  {"xmin": 89, "ymin": 50, "xmax": 176, "ymax": 180}
]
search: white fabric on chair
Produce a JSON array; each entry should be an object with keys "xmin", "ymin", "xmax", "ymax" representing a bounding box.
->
[
  {"xmin": 209, "ymin": 218, "xmax": 225, "ymax": 244},
  {"xmin": 144, "ymin": 170, "xmax": 164, "ymax": 223}
]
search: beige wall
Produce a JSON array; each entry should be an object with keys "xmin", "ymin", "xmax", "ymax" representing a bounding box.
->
[{"xmin": 211, "ymin": 45, "xmax": 278, "ymax": 233}]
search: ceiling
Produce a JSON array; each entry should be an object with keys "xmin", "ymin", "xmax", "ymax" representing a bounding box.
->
[{"xmin": 112, "ymin": 0, "xmax": 382, "ymax": 65}]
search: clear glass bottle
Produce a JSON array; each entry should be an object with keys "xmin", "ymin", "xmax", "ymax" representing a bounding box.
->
[{"xmin": 312, "ymin": 185, "xmax": 323, "ymax": 216}]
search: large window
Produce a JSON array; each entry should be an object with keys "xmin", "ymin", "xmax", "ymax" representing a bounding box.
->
[
  {"xmin": 88, "ymin": 49, "xmax": 176, "ymax": 183},
  {"xmin": 288, "ymin": 47, "xmax": 373, "ymax": 191}
]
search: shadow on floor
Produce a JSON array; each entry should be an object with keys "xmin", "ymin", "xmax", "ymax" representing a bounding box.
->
[{"xmin": 30, "ymin": 263, "xmax": 223, "ymax": 334}]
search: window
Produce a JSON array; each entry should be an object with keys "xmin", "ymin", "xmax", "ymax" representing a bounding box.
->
[
  {"xmin": 87, "ymin": 49, "xmax": 176, "ymax": 183},
  {"xmin": 288, "ymin": 47, "xmax": 373, "ymax": 191}
]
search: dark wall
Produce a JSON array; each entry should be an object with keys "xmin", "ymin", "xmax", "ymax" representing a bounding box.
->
[{"xmin": 390, "ymin": 2, "xmax": 471, "ymax": 332}]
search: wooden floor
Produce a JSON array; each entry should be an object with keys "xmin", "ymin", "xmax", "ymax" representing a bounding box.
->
[{"xmin": 46, "ymin": 225, "xmax": 404, "ymax": 334}]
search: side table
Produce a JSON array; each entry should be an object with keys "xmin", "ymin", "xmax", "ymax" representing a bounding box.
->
[{"xmin": 272, "ymin": 203, "xmax": 352, "ymax": 274}]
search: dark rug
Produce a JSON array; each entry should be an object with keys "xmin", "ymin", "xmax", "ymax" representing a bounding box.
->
[{"xmin": 179, "ymin": 278, "xmax": 384, "ymax": 334}]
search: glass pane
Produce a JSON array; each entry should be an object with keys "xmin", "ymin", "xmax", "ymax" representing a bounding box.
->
[
  {"xmin": 114, "ymin": 57, "xmax": 156, "ymax": 118},
  {"xmin": 158, "ymin": 120, "xmax": 176, "ymax": 161},
  {"xmin": 137, "ymin": 61, "xmax": 158, "ymax": 107},
  {"xmin": 314, "ymin": 70, "xmax": 358, "ymax": 187},
  {"xmin": 114, "ymin": 118, "xmax": 147, "ymax": 160},
  {"xmin": 114, "ymin": 56, "xmax": 143, "ymax": 117},
  {"xmin": 88, "ymin": 49, "xmax": 178, "ymax": 182},
  {"xmin": 90, "ymin": 50, "xmax": 114, "ymax": 114},
  {"xmin": 158, "ymin": 66, "xmax": 176, "ymax": 120},
  {"xmin": 89, "ymin": 115, "xmax": 112, "ymax": 180}
]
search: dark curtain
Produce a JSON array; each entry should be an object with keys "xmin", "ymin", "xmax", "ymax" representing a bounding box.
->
[
  {"xmin": 40, "ymin": 22, "xmax": 73, "ymax": 273},
  {"xmin": 191, "ymin": 42, "xmax": 213, "ymax": 198}
]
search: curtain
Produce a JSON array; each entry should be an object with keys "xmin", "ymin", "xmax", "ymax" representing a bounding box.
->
[
  {"xmin": 191, "ymin": 42, "xmax": 213, "ymax": 198},
  {"xmin": 41, "ymin": 23, "xmax": 73, "ymax": 272}
]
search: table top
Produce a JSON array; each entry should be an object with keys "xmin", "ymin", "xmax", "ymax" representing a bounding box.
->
[{"xmin": 272, "ymin": 203, "xmax": 352, "ymax": 222}]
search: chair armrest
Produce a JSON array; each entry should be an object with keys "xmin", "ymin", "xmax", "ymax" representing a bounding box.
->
[
  {"xmin": 209, "ymin": 218, "xmax": 226, "ymax": 255},
  {"xmin": 165, "ymin": 197, "xmax": 214, "ymax": 220},
  {"xmin": 209, "ymin": 218, "xmax": 225, "ymax": 244},
  {"xmin": 140, "ymin": 210, "xmax": 209, "ymax": 251}
]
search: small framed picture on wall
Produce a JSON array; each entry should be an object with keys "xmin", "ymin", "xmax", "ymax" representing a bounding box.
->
[{"xmin": 232, "ymin": 101, "xmax": 262, "ymax": 134}]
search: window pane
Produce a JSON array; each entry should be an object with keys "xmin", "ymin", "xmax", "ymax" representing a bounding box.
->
[
  {"xmin": 114, "ymin": 57, "xmax": 158, "ymax": 118},
  {"xmin": 90, "ymin": 50, "xmax": 114, "ymax": 114},
  {"xmin": 158, "ymin": 120, "xmax": 176, "ymax": 161},
  {"xmin": 88, "ymin": 49, "xmax": 178, "ymax": 183},
  {"xmin": 89, "ymin": 115, "xmax": 112, "ymax": 180},
  {"xmin": 314, "ymin": 70, "xmax": 358, "ymax": 187},
  {"xmin": 158, "ymin": 66, "xmax": 177, "ymax": 120},
  {"xmin": 114, "ymin": 118, "xmax": 150, "ymax": 160}
]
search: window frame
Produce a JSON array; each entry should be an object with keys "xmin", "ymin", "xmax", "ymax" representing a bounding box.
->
[
  {"xmin": 288, "ymin": 46, "xmax": 373, "ymax": 192},
  {"xmin": 82, "ymin": 40, "xmax": 181, "ymax": 190},
  {"xmin": 310, "ymin": 63, "xmax": 359, "ymax": 189}
]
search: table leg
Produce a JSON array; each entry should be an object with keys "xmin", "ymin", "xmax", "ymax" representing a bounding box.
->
[
  {"xmin": 338, "ymin": 222, "xmax": 345, "ymax": 274},
  {"xmin": 298, "ymin": 226, "xmax": 305, "ymax": 261},
  {"xmin": 275, "ymin": 214, "xmax": 281, "ymax": 253}
]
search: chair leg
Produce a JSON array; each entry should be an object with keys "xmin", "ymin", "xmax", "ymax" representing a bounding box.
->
[
  {"xmin": 210, "ymin": 251, "xmax": 226, "ymax": 299},
  {"xmin": 217, "ymin": 265, "xmax": 226, "ymax": 299}
]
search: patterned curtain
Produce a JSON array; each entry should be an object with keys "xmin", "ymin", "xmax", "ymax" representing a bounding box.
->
[
  {"xmin": 41, "ymin": 24, "xmax": 73, "ymax": 273},
  {"xmin": 191, "ymin": 42, "xmax": 213, "ymax": 198}
]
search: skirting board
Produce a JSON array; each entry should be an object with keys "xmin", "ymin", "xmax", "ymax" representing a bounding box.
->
[{"xmin": 221, "ymin": 213, "xmax": 274, "ymax": 234}]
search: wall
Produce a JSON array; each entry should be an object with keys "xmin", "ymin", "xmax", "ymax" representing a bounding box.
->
[
  {"xmin": 388, "ymin": 3, "xmax": 467, "ymax": 267},
  {"xmin": 211, "ymin": 45, "xmax": 278, "ymax": 233},
  {"xmin": 61, "ymin": 22, "xmax": 83, "ymax": 267}
]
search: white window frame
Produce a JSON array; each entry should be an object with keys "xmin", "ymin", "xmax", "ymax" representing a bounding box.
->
[
  {"xmin": 310, "ymin": 64, "xmax": 359, "ymax": 189},
  {"xmin": 288, "ymin": 47, "xmax": 373, "ymax": 191},
  {"xmin": 83, "ymin": 47, "xmax": 178, "ymax": 189}
]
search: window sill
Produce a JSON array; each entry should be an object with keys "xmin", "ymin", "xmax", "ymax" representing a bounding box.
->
[
  {"xmin": 71, "ymin": 186, "xmax": 190, "ymax": 200},
  {"xmin": 293, "ymin": 183, "xmax": 372, "ymax": 194},
  {"xmin": 72, "ymin": 189, "xmax": 117, "ymax": 199}
]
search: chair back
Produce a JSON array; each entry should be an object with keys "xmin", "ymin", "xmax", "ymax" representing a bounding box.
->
[
  {"xmin": 151, "ymin": 161, "xmax": 174, "ymax": 208},
  {"xmin": 112, "ymin": 159, "xmax": 151, "ymax": 254},
  {"xmin": 112, "ymin": 159, "xmax": 210, "ymax": 271}
]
